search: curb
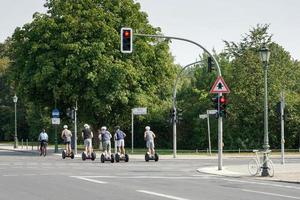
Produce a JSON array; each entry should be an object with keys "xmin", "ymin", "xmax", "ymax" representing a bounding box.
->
[{"xmin": 197, "ymin": 166, "xmax": 300, "ymax": 184}]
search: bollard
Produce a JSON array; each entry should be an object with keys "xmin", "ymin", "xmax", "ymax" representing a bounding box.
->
[
  {"xmin": 26, "ymin": 139, "xmax": 28, "ymax": 149},
  {"xmin": 32, "ymin": 140, "xmax": 33, "ymax": 150},
  {"xmin": 239, "ymin": 148, "xmax": 240, "ymax": 154},
  {"xmin": 21, "ymin": 139, "xmax": 23, "ymax": 149}
]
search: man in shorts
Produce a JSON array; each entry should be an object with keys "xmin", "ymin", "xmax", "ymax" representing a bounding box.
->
[
  {"xmin": 144, "ymin": 126, "xmax": 156, "ymax": 155},
  {"xmin": 82, "ymin": 124, "xmax": 93, "ymax": 156},
  {"xmin": 61, "ymin": 125, "xmax": 72, "ymax": 155},
  {"xmin": 114, "ymin": 126, "xmax": 126, "ymax": 155},
  {"xmin": 99, "ymin": 126, "xmax": 112, "ymax": 157}
]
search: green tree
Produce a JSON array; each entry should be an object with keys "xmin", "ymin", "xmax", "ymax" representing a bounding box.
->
[
  {"xmin": 8, "ymin": 0, "xmax": 176, "ymax": 144},
  {"xmin": 223, "ymin": 24, "xmax": 300, "ymax": 149}
]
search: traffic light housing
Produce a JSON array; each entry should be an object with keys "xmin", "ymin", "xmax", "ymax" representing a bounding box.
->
[
  {"xmin": 120, "ymin": 27, "xmax": 132, "ymax": 53},
  {"xmin": 219, "ymin": 95, "xmax": 227, "ymax": 117},
  {"xmin": 208, "ymin": 56, "xmax": 214, "ymax": 73},
  {"xmin": 211, "ymin": 95, "xmax": 219, "ymax": 110},
  {"xmin": 211, "ymin": 95, "xmax": 228, "ymax": 118}
]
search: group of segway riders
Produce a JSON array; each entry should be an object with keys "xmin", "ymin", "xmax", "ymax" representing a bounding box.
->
[{"xmin": 38, "ymin": 124, "xmax": 158, "ymax": 162}]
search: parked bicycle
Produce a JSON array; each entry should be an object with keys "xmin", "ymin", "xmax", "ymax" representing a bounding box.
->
[{"xmin": 248, "ymin": 149, "xmax": 274, "ymax": 177}]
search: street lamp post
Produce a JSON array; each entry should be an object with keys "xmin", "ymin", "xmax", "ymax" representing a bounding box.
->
[
  {"xmin": 259, "ymin": 44, "xmax": 271, "ymax": 176},
  {"xmin": 13, "ymin": 94, "xmax": 18, "ymax": 149}
]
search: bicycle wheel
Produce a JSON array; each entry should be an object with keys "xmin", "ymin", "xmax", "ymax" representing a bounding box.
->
[
  {"xmin": 248, "ymin": 158, "xmax": 259, "ymax": 176},
  {"xmin": 267, "ymin": 160, "xmax": 274, "ymax": 177}
]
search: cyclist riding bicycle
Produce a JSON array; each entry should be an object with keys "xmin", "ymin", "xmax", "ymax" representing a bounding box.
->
[{"xmin": 38, "ymin": 129, "xmax": 48, "ymax": 156}]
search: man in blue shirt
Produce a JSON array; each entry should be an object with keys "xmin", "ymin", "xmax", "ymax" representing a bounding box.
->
[{"xmin": 114, "ymin": 126, "xmax": 126, "ymax": 155}]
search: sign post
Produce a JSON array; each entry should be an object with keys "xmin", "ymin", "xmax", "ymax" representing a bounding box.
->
[
  {"xmin": 131, "ymin": 107, "xmax": 147, "ymax": 153},
  {"xmin": 210, "ymin": 76, "xmax": 230, "ymax": 170},
  {"xmin": 52, "ymin": 108, "xmax": 60, "ymax": 153}
]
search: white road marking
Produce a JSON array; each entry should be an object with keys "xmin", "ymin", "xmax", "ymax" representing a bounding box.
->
[
  {"xmin": 23, "ymin": 174, "xmax": 37, "ymax": 176},
  {"xmin": 74, "ymin": 175, "xmax": 212, "ymax": 180},
  {"xmin": 137, "ymin": 190, "xmax": 189, "ymax": 200},
  {"xmin": 3, "ymin": 174, "xmax": 18, "ymax": 177},
  {"xmin": 242, "ymin": 189, "xmax": 300, "ymax": 199},
  {"xmin": 222, "ymin": 178, "xmax": 300, "ymax": 190},
  {"xmin": 70, "ymin": 176, "xmax": 107, "ymax": 184}
]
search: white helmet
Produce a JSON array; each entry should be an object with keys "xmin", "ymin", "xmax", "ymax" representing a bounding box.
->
[
  {"xmin": 145, "ymin": 126, "xmax": 150, "ymax": 131},
  {"xmin": 84, "ymin": 124, "xmax": 89, "ymax": 128},
  {"xmin": 63, "ymin": 125, "xmax": 68, "ymax": 129},
  {"xmin": 101, "ymin": 126, "xmax": 107, "ymax": 131}
]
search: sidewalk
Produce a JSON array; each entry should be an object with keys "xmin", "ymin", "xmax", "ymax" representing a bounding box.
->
[{"xmin": 197, "ymin": 163, "xmax": 300, "ymax": 184}]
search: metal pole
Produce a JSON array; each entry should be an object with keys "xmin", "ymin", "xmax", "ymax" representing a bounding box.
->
[
  {"xmin": 14, "ymin": 101, "xmax": 18, "ymax": 148},
  {"xmin": 280, "ymin": 91, "xmax": 285, "ymax": 165},
  {"xmin": 262, "ymin": 63, "xmax": 270, "ymax": 176},
  {"xmin": 74, "ymin": 101, "xmax": 78, "ymax": 155},
  {"xmin": 173, "ymin": 106, "xmax": 177, "ymax": 158},
  {"xmin": 218, "ymin": 93, "xmax": 223, "ymax": 170},
  {"xmin": 54, "ymin": 125, "xmax": 58, "ymax": 153},
  {"xmin": 26, "ymin": 139, "xmax": 28, "ymax": 149},
  {"xmin": 172, "ymin": 61, "xmax": 202, "ymax": 159},
  {"xmin": 207, "ymin": 110, "xmax": 212, "ymax": 156},
  {"xmin": 134, "ymin": 34, "xmax": 222, "ymax": 76},
  {"xmin": 131, "ymin": 110, "xmax": 134, "ymax": 153}
]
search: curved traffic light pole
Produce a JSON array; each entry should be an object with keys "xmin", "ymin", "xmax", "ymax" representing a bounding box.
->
[
  {"xmin": 134, "ymin": 33, "xmax": 224, "ymax": 170},
  {"xmin": 172, "ymin": 60, "xmax": 202, "ymax": 158}
]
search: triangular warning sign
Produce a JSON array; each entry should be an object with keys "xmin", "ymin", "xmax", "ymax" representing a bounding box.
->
[{"xmin": 210, "ymin": 76, "xmax": 230, "ymax": 94}]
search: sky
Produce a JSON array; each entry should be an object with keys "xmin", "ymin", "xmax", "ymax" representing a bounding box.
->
[{"xmin": 0, "ymin": 0, "xmax": 299, "ymax": 65}]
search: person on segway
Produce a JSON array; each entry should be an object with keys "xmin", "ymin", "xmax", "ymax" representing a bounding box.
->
[
  {"xmin": 61, "ymin": 125, "xmax": 72, "ymax": 155},
  {"xmin": 38, "ymin": 128, "xmax": 48, "ymax": 156},
  {"xmin": 82, "ymin": 124, "xmax": 93, "ymax": 157},
  {"xmin": 61, "ymin": 125, "xmax": 74, "ymax": 159},
  {"xmin": 99, "ymin": 126, "xmax": 112, "ymax": 158},
  {"xmin": 114, "ymin": 126, "xmax": 126, "ymax": 155},
  {"xmin": 144, "ymin": 126, "xmax": 156, "ymax": 155}
]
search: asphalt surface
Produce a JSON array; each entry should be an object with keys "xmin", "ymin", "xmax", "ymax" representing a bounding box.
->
[{"xmin": 0, "ymin": 150, "xmax": 300, "ymax": 200}]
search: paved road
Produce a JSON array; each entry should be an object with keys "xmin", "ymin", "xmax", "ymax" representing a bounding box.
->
[{"xmin": 0, "ymin": 150, "xmax": 300, "ymax": 200}]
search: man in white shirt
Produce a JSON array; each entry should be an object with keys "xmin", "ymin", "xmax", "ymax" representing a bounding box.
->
[{"xmin": 38, "ymin": 129, "xmax": 48, "ymax": 156}]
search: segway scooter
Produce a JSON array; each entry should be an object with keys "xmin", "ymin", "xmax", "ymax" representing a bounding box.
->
[
  {"xmin": 145, "ymin": 152, "xmax": 159, "ymax": 162},
  {"xmin": 62, "ymin": 150, "xmax": 75, "ymax": 159},
  {"xmin": 100, "ymin": 152, "xmax": 115, "ymax": 163},
  {"xmin": 115, "ymin": 152, "xmax": 129, "ymax": 162},
  {"xmin": 82, "ymin": 151, "xmax": 96, "ymax": 161}
]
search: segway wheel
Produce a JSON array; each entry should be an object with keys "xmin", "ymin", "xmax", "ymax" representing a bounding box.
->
[
  {"xmin": 70, "ymin": 152, "xmax": 75, "ymax": 159},
  {"xmin": 91, "ymin": 152, "xmax": 96, "ymax": 161},
  {"xmin": 100, "ymin": 154, "xmax": 105, "ymax": 163},
  {"xmin": 115, "ymin": 153, "xmax": 120, "ymax": 162},
  {"xmin": 62, "ymin": 150, "xmax": 66, "ymax": 159},
  {"xmin": 145, "ymin": 153, "xmax": 150, "ymax": 162},
  {"xmin": 125, "ymin": 154, "xmax": 129, "ymax": 162},
  {"xmin": 111, "ymin": 154, "xmax": 115, "ymax": 163},
  {"xmin": 154, "ymin": 153, "xmax": 159, "ymax": 162},
  {"xmin": 82, "ymin": 152, "xmax": 86, "ymax": 161}
]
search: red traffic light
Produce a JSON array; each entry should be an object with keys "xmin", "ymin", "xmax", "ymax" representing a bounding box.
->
[
  {"xmin": 124, "ymin": 30, "xmax": 130, "ymax": 38},
  {"xmin": 220, "ymin": 96, "xmax": 226, "ymax": 104},
  {"xmin": 120, "ymin": 27, "xmax": 133, "ymax": 53}
]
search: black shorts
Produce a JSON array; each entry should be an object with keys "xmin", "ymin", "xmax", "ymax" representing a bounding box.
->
[
  {"xmin": 64, "ymin": 141, "xmax": 71, "ymax": 145},
  {"xmin": 40, "ymin": 140, "xmax": 47, "ymax": 147}
]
